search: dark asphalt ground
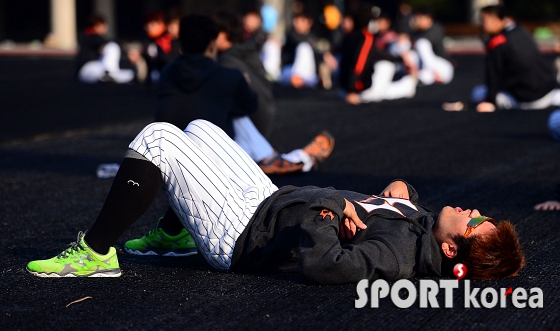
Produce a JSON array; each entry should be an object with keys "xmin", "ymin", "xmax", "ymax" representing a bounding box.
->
[{"xmin": 1, "ymin": 55, "xmax": 560, "ymax": 330}]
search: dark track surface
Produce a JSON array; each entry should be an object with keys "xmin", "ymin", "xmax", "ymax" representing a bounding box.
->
[{"xmin": 1, "ymin": 56, "xmax": 559, "ymax": 330}]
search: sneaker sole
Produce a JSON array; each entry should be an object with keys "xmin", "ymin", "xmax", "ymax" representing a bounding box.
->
[
  {"xmin": 124, "ymin": 247, "xmax": 198, "ymax": 257},
  {"xmin": 27, "ymin": 268, "xmax": 122, "ymax": 278}
]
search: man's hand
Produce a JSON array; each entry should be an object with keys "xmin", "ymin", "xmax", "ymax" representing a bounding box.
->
[
  {"xmin": 380, "ymin": 180, "xmax": 409, "ymax": 199},
  {"xmin": 339, "ymin": 199, "xmax": 367, "ymax": 240},
  {"xmin": 476, "ymin": 102, "xmax": 496, "ymax": 113},
  {"xmin": 345, "ymin": 93, "xmax": 361, "ymax": 105},
  {"xmin": 534, "ymin": 200, "xmax": 560, "ymax": 211}
]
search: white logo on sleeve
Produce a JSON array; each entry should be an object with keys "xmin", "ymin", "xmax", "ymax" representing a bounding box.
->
[{"xmin": 355, "ymin": 195, "xmax": 418, "ymax": 217}]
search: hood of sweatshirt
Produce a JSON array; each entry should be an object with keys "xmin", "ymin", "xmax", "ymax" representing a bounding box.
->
[{"xmin": 170, "ymin": 52, "xmax": 219, "ymax": 92}]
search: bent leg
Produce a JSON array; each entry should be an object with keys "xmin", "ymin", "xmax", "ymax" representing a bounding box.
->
[
  {"xmin": 78, "ymin": 61, "xmax": 105, "ymax": 83},
  {"xmin": 101, "ymin": 42, "xmax": 135, "ymax": 83},
  {"xmin": 414, "ymin": 38, "xmax": 453, "ymax": 85},
  {"xmin": 129, "ymin": 121, "xmax": 277, "ymax": 270},
  {"xmin": 292, "ymin": 42, "xmax": 318, "ymax": 86},
  {"xmin": 233, "ymin": 116, "xmax": 275, "ymax": 162},
  {"xmin": 359, "ymin": 60, "xmax": 396, "ymax": 103}
]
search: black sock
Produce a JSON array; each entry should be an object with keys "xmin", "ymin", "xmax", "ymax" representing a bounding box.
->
[
  {"xmin": 85, "ymin": 157, "xmax": 161, "ymax": 255},
  {"xmin": 158, "ymin": 207, "xmax": 185, "ymax": 236}
]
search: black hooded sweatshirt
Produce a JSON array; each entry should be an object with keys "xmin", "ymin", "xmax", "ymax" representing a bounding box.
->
[
  {"xmin": 339, "ymin": 30, "xmax": 403, "ymax": 93},
  {"xmin": 484, "ymin": 24, "xmax": 556, "ymax": 105},
  {"xmin": 231, "ymin": 181, "xmax": 442, "ymax": 285},
  {"xmin": 155, "ymin": 52, "xmax": 257, "ymax": 137}
]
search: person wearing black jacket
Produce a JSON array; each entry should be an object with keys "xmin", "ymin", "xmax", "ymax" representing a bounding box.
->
[
  {"xmin": 339, "ymin": 9, "xmax": 417, "ymax": 105},
  {"xmin": 476, "ymin": 5, "xmax": 560, "ymax": 113},
  {"xmin": 410, "ymin": 7, "xmax": 454, "ymax": 85},
  {"xmin": 75, "ymin": 15, "xmax": 135, "ymax": 84},
  {"xmin": 157, "ymin": 14, "xmax": 333, "ymax": 176},
  {"xmin": 280, "ymin": 12, "xmax": 338, "ymax": 88},
  {"xmin": 214, "ymin": 10, "xmax": 276, "ymax": 139},
  {"xmin": 141, "ymin": 11, "xmax": 182, "ymax": 84},
  {"xmin": 27, "ymin": 120, "xmax": 525, "ymax": 283}
]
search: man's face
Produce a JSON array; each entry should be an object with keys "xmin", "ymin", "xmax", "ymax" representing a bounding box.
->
[
  {"xmin": 433, "ymin": 206, "xmax": 496, "ymax": 243},
  {"xmin": 93, "ymin": 23, "xmax": 108, "ymax": 36},
  {"xmin": 145, "ymin": 20, "xmax": 167, "ymax": 39},
  {"xmin": 243, "ymin": 13, "xmax": 262, "ymax": 33},
  {"xmin": 215, "ymin": 31, "xmax": 231, "ymax": 52},
  {"xmin": 413, "ymin": 14, "xmax": 432, "ymax": 31},
  {"xmin": 293, "ymin": 16, "xmax": 312, "ymax": 35},
  {"xmin": 481, "ymin": 12, "xmax": 505, "ymax": 35},
  {"xmin": 376, "ymin": 17, "xmax": 391, "ymax": 34},
  {"xmin": 167, "ymin": 19, "xmax": 180, "ymax": 39}
]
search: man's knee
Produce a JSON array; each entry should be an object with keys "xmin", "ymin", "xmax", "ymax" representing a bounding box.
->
[
  {"xmin": 102, "ymin": 41, "xmax": 121, "ymax": 56},
  {"xmin": 185, "ymin": 119, "xmax": 219, "ymax": 133}
]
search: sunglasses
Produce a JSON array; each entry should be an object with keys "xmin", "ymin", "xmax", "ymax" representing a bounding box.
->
[{"xmin": 464, "ymin": 216, "xmax": 497, "ymax": 238}]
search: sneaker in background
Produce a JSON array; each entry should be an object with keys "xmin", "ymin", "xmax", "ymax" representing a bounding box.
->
[{"xmin": 257, "ymin": 151, "xmax": 305, "ymax": 175}]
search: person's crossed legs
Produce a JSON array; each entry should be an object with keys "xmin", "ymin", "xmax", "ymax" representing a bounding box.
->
[{"xmin": 27, "ymin": 120, "xmax": 277, "ymax": 276}]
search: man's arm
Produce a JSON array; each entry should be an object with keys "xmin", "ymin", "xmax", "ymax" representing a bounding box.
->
[
  {"xmin": 481, "ymin": 46, "xmax": 505, "ymax": 109},
  {"xmin": 231, "ymin": 71, "xmax": 258, "ymax": 116},
  {"xmin": 298, "ymin": 204, "xmax": 399, "ymax": 284}
]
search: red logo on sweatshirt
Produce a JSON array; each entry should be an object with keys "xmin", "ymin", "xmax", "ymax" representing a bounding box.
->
[
  {"xmin": 319, "ymin": 209, "xmax": 335, "ymax": 220},
  {"xmin": 487, "ymin": 34, "xmax": 506, "ymax": 51}
]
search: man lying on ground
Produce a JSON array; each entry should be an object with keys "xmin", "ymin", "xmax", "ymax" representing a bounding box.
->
[{"xmin": 27, "ymin": 121, "xmax": 525, "ymax": 284}]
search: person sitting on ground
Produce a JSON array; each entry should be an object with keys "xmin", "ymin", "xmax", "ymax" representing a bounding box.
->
[
  {"xmin": 534, "ymin": 183, "xmax": 560, "ymax": 211},
  {"xmin": 27, "ymin": 120, "xmax": 525, "ymax": 284},
  {"xmin": 410, "ymin": 7, "xmax": 454, "ymax": 85},
  {"xmin": 141, "ymin": 11, "xmax": 181, "ymax": 84},
  {"xmin": 75, "ymin": 14, "xmax": 135, "ymax": 84},
  {"xmin": 339, "ymin": 7, "xmax": 417, "ymax": 105},
  {"xmin": 242, "ymin": 9, "xmax": 267, "ymax": 52},
  {"xmin": 280, "ymin": 12, "xmax": 337, "ymax": 88},
  {"xmin": 214, "ymin": 10, "xmax": 276, "ymax": 139},
  {"xmin": 156, "ymin": 14, "xmax": 334, "ymax": 176},
  {"xmin": 474, "ymin": 5, "xmax": 560, "ymax": 113}
]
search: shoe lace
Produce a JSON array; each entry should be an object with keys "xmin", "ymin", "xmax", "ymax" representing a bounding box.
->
[{"xmin": 57, "ymin": 231, "xmax": 86, "ymax": 259}]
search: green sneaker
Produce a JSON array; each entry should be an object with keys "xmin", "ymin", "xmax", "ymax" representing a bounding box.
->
[
  {"xmin": 27, "ymin": 232, "xmax": 121, "ymax": 278},
  {"xmin": 124, "ymin": 218, "xmax": 197, "ymax": 257}
]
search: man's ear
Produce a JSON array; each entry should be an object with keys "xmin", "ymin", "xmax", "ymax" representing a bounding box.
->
[{"xmin": 441, "ymin": 242, "xmax": 457, "ymax": 258}]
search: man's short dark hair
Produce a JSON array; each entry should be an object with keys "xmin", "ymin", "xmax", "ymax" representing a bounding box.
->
[
  {"xmin": 481, "ymin": 5, "xmax": 506, "ymax": 20},
  {"xmin": 86, "ymin": 14, "xmax": 106, "ymax": 28},
  {"xmin": 144, "ymin": 10, "xmax": 166, "ymax": 25},
  {"xmin": 351, "ymin": 5, "xmax": 374, "ymax": 30},
  {"xmin": 414, "ymin": 6, "xmax": 434, "ymax": 18},
  {"xmin": 213, "ymin": 10, "xmax": 245, "ymax": 44},
  {"xmin": 179, "ymin": 14, "xmax": 219, "ymax": 54}
]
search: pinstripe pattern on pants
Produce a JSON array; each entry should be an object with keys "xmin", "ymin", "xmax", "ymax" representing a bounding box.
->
[{"xmin": 129, "ymin": 120, "xmax": 278, "ymax": 271}]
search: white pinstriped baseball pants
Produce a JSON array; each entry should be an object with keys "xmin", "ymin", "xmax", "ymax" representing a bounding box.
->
[{"xmin": 129, "ymin": 120, "xmax": 278, "ymax": 271}]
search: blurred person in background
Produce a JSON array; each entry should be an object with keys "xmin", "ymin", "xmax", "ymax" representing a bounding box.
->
[
  {"xmin": 410, "ymin": 7, "xmax": 454, "ymax": 85},
  {"xmin": 214, "ymin": 10, "xmax": 276, "ymax": 139},
  {"xmin": 474, "ymin": 5, "xmax": 560, "ymax": 112},
  {"xmin": 243, "ymin": 9, "xmax": 267, "ymax": 52},
  {"xmin": 75, "ymin": 14, "xmax": 135, "ymax": 84},
  {"xmin": 280, "ymin": 11, "xmax": 337, "ymax": 88},
  {"xmin": 155, "ymin": 14, "xmax": 335, "ymax": 176},
  {"xmin": 339, "ymin": 6, "xmax": 417, "ymax": 105},
  {"xmin": 141, "ymin": 11, "xmax": 181, "ymax": 84}
]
